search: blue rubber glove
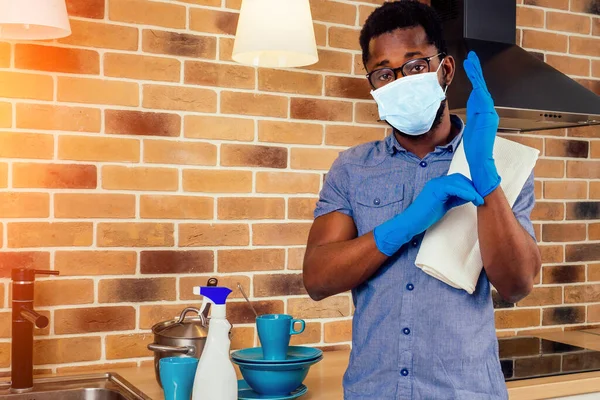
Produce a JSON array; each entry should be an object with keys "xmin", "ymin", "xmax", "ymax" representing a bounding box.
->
[
  {"xmin": 373, "ymin": 174, "xmax": 484, "ymax": 257},
  {"xmin": 463, "ymin": 51, "xmax": 502, "ymax": 198}
]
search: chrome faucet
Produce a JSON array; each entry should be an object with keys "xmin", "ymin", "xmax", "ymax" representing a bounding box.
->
[{"xmin": 10, "ymin": 268, "xmax": 59, "ymax": 393}]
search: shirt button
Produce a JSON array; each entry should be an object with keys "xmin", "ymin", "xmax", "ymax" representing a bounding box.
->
[
  {"xmin": 401, "ymin": 368, "xmax": 409, "ymax": 376},
  {"xmin": 419, "ymin": 161, "xmax": 427, "ymax": 168},
  {"xmin": 412, "ymin": 240, "xmax": 419, "ymax": 247},
  {"xmin": 448, "ymin": 147, "xmax": 454, "ymax": 153},
  {"xmin": 373, "ymin": 198, "xmax": 381, "ymax": 206},
  {"xmin": 406, "ymin": 283, "xmax": 414, "ymax": 291},
  {"xmin": 403, "ymin": 328, "xmax": 411, "ymax": 335}
]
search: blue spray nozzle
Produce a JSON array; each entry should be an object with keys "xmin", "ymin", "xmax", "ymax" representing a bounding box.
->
[{"xmin": 198, "ymin": 286, "xmax": 232, "ymax": 305}]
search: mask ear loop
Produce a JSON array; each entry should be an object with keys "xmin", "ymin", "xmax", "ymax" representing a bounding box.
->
[{"xmin": 437, "ymin": 57, "xmax": 449, "ymax": 94}]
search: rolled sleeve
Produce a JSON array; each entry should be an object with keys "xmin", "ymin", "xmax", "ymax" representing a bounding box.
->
[
  {"xmin": 314, "ymin": 156, "xmax": 353, "ymax": 219},
  {"xmin": 512, "ymin": 171, "xmax": 537, "ymax": 241}
]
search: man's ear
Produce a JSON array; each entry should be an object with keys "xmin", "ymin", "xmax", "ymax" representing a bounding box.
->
[{"xmin": 443, "ymin": 55, "xmax": 456, "ymax": 87}]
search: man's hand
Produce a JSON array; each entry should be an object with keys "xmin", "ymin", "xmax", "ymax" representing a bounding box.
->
[
  {"xmin": 463, "ymin": 51, "xmax": 501, "ymax": 198},
  {"xmin": 373, "ymin": 174, "xmax": 484, "ymax": 256}
]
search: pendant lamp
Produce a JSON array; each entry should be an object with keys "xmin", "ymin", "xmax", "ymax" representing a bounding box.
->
[{"xmin": 0, "ymin": 0, "xmax": 71, "ymax": 40}]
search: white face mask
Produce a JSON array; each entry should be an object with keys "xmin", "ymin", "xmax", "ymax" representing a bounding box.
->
[{"xmin": 370, "ymin": 61, "xmax": 447, "ymax": 136}]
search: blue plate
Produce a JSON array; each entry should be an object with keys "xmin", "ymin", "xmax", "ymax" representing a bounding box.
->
[
  {"xmin": 232, "ymin": 346, "xmax": 323, "ymax": 364},
  {"xmin": 238, "ymin": 379, "xmax": 308, "ymax": 399}
]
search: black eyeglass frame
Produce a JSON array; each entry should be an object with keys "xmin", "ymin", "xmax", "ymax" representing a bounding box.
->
[{"xmin": 366, "ymin": 52, "xmax": 447, "ymax": 89}]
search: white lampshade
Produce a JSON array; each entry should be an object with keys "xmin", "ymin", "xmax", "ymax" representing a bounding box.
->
[
  {"xmin": 0, "ymin": 0, "xmax": 71, "ymax": 40},
  {"xmin": 232, "ymin": 0, "xmax": 318, "ymax": 68}
]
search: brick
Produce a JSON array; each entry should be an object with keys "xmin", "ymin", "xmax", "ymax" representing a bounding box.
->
[
  {"xmin": 13, "ymin": 163, "xmax": 97, "ymax": 189},
  {"xmin": 569, "ymin": 125, "xmax": 600, "ymax": 139},
  {"xmin": 355, "ymin": 102, "xmax": 380, "ymax": 124},
  {"xmin": 546, "ymin": 139, "xmax": 589, "ymax": 158},
  {"xmin": 228, "ymin": 300, "xmax": 284, "ymax": 324},
  {"xmin": 570, "ymin": 37, "xmax": 600, "ymax": 57},
  {"xmin": 593, "ymin": 182, "xmax": 600, "ymax": 199},
  {"xmin": 291, "ymin": 98, "xmax": 353, "ymax": 122},
  {"xmin": 535, "ymin": 180, "xmax": 542, "ymax": 199},
  {"xmin": 533, "ymin": 223, "xmax": 542, "ymax": 240},
  {"xmin": 290, "ymin": 322, "xmax": 321, "ymax": 345},
  {"xmin": 566, "ymin": 243, "xmax": 600, "ymax": 262},
  {"xmin": 516, "ymin": 6, "xmax": 545, "ymax": 28},
  {"xmin": 221, "ymin": 92, "xmax": 288, "ymax": 118},
  {"xmin": 189, "ymin": 8, "xmax": 238, "ymax": 35},
  {"xmin": 326, "ymin": 125, "xmax": 386, "ymax": 146},
  {"xmin": 565, "ymin": 284, "xmax": 600, "ymax": 303},
  {"xmin": 102, "ymin": 166, "xmax": 178, "ymax": 191},
  {"xmin": 66, "ymin": 0, "xmax": 104, "ymax": 18},
  {"xmin": 256, "ymin": 172, "xmax": 321, "ymax": 194},
  {"xmin": 0, "ymin": 132, "xmax": 53, "ymax": 159},
  {"xmin": 34, "ymin": 337, "xmax": 101, "ymax": 365},
  {"xmin": 0, "ymin": 193, "xmax": 48, "ymax": 218},
  {"xmin": 542, "ymin": 223, "xmax": 586, "ymax": 242},
  {"xmin": 185, "ymin": 61, "xmax": 254, "ymax": 89},
  {"xmin": 55, "ymin": 251, "xmax": 136, "ymax": 276},
  {"xmin": 517, "ymin": 287, "xmax": 562, "ymax": 307},
  {"xmin": 324, "ymin": 320, "xmax": 352, "ymax": 343},
  {"xmin": 547, "ymin": 11, "xmax": 591, "ymax": 33},
  {"xmin": 568, "ymin": 161, "xmax": 600, "ymax": 178},
  {"xmin": 142, "ymin": 29, "xmax": 216, "ymax": 59},
  {"xmin": 543, "ymin": 306, "xmax": 585, "ymax": 325},
  {"xmin": 0, "ymin": 163, "xmax": 7, "ymax": 188},
  {"xmin": 140, "ymin": 195, "xmax": 213, "ymax": 219},
  {"xmin": 232, "ymin": 327, "xmax": 255, "ymax": 351},
  {"xmin": 314, "ymin": 23, "xmax": 327, "ymax": 47},
  {"xmin": 185, "ymin": 115, "xmax": 254, "ymax": 142},
  {"xmin": 219, "ymin": 37, "xmax": 235, "ymax": 61},
  {"xmin": 534, "ymin": 159, "xmax": 564, "ymax": 178},
  {"xmin": 329, "ymin": 26, "xmax": 360, "ymax": 51},
  {"xmin": 354, "ymin": 54, "xmax": 367, "ymax": 76},
  {"xmin": 35, "ymin": 279, "xmax": 94, "ymax": 306},
  {"xmin": 590, "ymin": 264, "xmax": 600, "ymax": 281},
  {"xmin": 179, "ymin": 224, "xmax": 249, "ymax": 247},
  {"xmin": 0, "ymin": 102, "xmax": 10, "ymax": 128},
  {"xmin": 60, "ymin": 19, "xmax": 138, "ymax": 50},
  {"xmin": 180, "ymin": 0, "xmax": 221, "ymax": 5},
  {"xmin": 576, "ymin": 78, "xmax": 600, "ymax": 95},
  {"xmin": 588, "ymin": 304, "xmax": 600, "ymax": 323},
  {"xmin": 258, "ymin": 121, "xmax": 323, "ymax": 145},
  {"xmin": 289, "ymin": 198, "xmax": 317, "ymax": 220},
  {"xmin": 140, "ymin": 250, "xmax": 213, "ymax": 274},
  {"xmin": 144, "ymin": 140, "xmax": 216, "ymax": 166},
  {"xmin": 58, "ymin": 77, "xmax": 138, "ymax": 107},
  {"xmin": 595, "ymin": 17, "xmax": 600, "ymax": 36},
  {"xmin": 100, "ymin": 278, "xmax": 176, "ymax": 303},
  {"xmin": 544, "ymin": 181, "xmax": 587, "ymax": 199},
  {"xmin": 291, "ymin": 148, "xmax": 339, "ymax": 170},
  {"xmin": 540, "ymin": 244, "xmax": 564, "ymax": 263},
  {"xmin": 0, "ymin": 285, "xmax": 3, "ymax": 308},
  {"xmin": 325, "ymin": 76, "xmax": 371, "ymax": 100},
  {"xmin": 591, "ymin": 223, "xmax": 600, "ymax": 240},
  {"xmin": 542, "ymin": 265, "xmax": 585, "ymax": 284},
  {"xmin": 183, "ymin": 170, "xmax": 252, "ymax": 193},
  {"xmin": 258, "ymin": 69, "xmax": 322, "ymax": 95},
  {"xmin": 221, "ymin": 144, "xmax": 287, "ymax": 169},
  {"xmin": 106, "ymin": 110, "xmax": 181, "ymax": 137},
  {"xmin": 546, "ymin": 55, "xmax": 590, "ymax": 77},
  {"xmin": 109, "ymin": 0, "xmax": 185, "ymax": 28},
  {"xmin": 104, "ymin": 53, "xmax": 180, "ymax": 82},
  {"xmin": 531, "ymin": 202, "xmax": 564, "ymax": 221},
  {"xmin": 253, "ymin": 223, "xmax": 311, "ymax": 246},
  {"xmin": 55, "ymin": 307, "xmax": 135, "ymax": 334},
  {"xmin": 180, "ymin": 275, "xmax": 250, "ymax": 301},
  {"xmin": 254, "ymin": 273, "xmax": 306, "ymax": 297},
  {"xmin": 16, "ymin": 103, "xmax": 101, "ymax": 132},
  {"xmin": 566, "ymin": 202, "xmax": 599, "ymax": 220},
  {"xmin": 304, "ymin": 49, "xmax": 353, "ymax": 73},
  {"xmin": 218, "ymin": 197, "xmax": 285, "ymax": 220},
  {"xmin": 139, "ymin": 303, "xmax": 198, "ymax": 329},
  {"xmin": 593, "ymin": 141, "xmax": 600, "ymax": 158},
  {"xmin": 217, "ymin": 249, "xmax": 285, "ymax": 272},
  {"xmin": 98, "ymin": 223, "xmax": 174, "ymax": 247},
  {"xmin": 55, "ymin": 194, "xmax": 135, "ymax": 219},
  {"xmin": 359, "ymin": 5, "xmax": 378, "ymax": 26},
  {"xmin": 288, "ymin": 295, "xmax": 351, "ymax": 319},
  {"xmin": 16, "ymin": 44, "xmax": 99, "ymax": 74},
  {"xmin": 310, "ymin": 0, "xmax": 356, "ymax": 25},
  {"xmin": 8, "ymin": 222, "xmax": 93, "ymax": 248},
  {"xmin": 57, "ymin": 362, "xmax": 137, "ymax": 374},
  {"xmin": 106, "ymin": 333, "xmax": 154, "ymax": 359},
  {"xmin": 58, "ymin": 135, "xmax": 139, "ymax": 163},
  {"xmin": 522, "ymin": 30, "xmax": 568, "ymax": 52},
  {"xmin": 524, "ymin": 0, "xmax": 568, "ymax": 9},
  {"xmin": 495, "ymin": 309, "xmax": 540, "ymax": 329},
  {"xmin": 0, "ymin": 72, "xmax": 52, "ymax": 100},
  {"xmin": 0, "ymin": 252, "xmax": 49, "ymax": 278}
]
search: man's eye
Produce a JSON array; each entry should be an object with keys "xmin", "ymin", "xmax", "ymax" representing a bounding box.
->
[
  {"xmin": 410, "ymin": 65, "xmax": 426, "ymax": 73},
  {"xmin": 378, "ymin": 73, "xmax": 393, "ymax": 81}
]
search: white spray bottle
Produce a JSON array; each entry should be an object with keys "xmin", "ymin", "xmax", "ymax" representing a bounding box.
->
[{"xmin": 191, "ymin": 286, "xmax": 237, "ymax": 400}]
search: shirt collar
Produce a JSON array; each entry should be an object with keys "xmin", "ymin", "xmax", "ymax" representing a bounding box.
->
[{"xmin": 384, "ymin": 114, "xmax": 464, "ymax": 155}]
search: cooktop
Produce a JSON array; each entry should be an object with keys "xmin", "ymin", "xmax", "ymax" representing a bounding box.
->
[{"xmin": 499, "ymin": 336, "xmax": 600, "ymax": 381}]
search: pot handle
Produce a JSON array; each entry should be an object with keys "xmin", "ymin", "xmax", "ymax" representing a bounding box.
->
[{"xmin": 147, "ymin": 343, "xmax": 194, "ymax": 355}]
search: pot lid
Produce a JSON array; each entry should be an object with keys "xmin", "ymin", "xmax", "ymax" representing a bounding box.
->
[{"xmin": 154, "ymin": 307, "xmax": 209, "ymax": 339}]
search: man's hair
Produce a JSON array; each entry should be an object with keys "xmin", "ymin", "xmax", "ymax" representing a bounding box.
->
[{"xmin": 359, "ymin": 0, "xmax": 447, "ymax": 68}]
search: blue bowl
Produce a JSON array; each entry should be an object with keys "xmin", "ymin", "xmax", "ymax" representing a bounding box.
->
[{"xmin": 232, "ymin": 356, "xmax": 322, "ymax": 396}]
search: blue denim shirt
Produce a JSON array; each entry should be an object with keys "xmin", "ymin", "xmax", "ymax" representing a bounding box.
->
[{"xmin": 314, "ymin": 116, "xmax": 536, "ymax": 400}]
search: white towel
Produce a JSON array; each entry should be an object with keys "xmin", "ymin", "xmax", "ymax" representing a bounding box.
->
[{"xmin": 415, "ymin": 137, "xmax": 540, "ymax": 294}]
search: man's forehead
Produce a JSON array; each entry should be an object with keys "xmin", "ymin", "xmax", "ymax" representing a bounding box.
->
[{"xmin": 367, "ymin": 26, "xmax": 435, "ymax": 67}]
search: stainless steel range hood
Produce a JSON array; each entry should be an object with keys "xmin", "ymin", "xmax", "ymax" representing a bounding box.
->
[{"xmin": 431, "ymin": 0, "xmax": 600, "ymax": 132}]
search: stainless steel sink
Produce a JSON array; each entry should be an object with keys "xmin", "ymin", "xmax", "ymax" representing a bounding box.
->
[{"xmin": 0, "ymin": 373, "xmax": 151, "ymax": 400}]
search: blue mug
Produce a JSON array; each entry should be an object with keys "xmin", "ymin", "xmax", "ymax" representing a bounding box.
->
[
  {"xmin": 257, "ymin": 314, "xmax": 305, "ymax": 360},
  {"xmin": 159, "ymin": 357, "xmax": 199, "ymax": 400}
]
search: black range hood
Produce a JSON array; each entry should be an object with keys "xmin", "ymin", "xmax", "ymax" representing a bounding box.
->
[{"xmin": 431, "ymin": 0, "xmax": 600, "ymax": 132}]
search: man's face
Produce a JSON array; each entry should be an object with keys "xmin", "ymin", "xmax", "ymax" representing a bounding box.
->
[{"xmin": 365, "ymin": 26, "xmax": 455, "ymax": 136}]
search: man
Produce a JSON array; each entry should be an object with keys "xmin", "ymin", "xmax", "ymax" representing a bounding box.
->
[{"xmin": 302, "ymin": 1, "xmax": 541, "ymax": 399}]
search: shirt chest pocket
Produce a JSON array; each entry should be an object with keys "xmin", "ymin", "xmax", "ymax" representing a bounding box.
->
[{"xmin": 353, "ymin": 179, "xmax": 405, "ymax": 236}]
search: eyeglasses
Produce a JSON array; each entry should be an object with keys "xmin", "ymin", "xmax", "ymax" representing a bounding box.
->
[{"xmin": 366, "ymin": 53, "xmax": 446, "ymax": 89}]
